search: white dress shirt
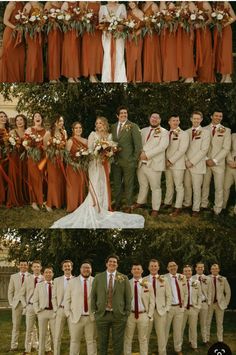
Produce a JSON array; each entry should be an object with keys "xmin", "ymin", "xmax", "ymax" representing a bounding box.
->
[{"xmin": 170, "ymin": 274, "xmax": 179, "ymax": 305}]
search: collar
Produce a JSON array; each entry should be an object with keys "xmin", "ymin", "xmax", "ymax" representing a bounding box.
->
[
  {"xmin": 106, "ymin": 270, "xmax": 116, "ymax": 278},
  {"xmin": 211, "ymin": 123, "xmax": 221, "ymax": 128}
]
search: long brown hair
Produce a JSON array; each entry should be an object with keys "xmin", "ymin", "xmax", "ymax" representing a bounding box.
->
[{"xmin": 50, "ymin": 114, "xmax": 65, "ymax": 137}]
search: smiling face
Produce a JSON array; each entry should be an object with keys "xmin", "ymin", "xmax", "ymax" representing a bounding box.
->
[
  {"xmin": 44, "ymin": 268, "xmax": 54, "ymax": 282},
  {"xmin": 195, "ymin": 263, "xmax": 204, "ymax": 276},
  {"xmin": 0, "ymin": 112, "xmax": 7, "ymax": 125},
  {"xmin": 73, "ymin": 123, "xmax": 82, "ymax": 137},
  {"xmin": 15, "ymin": 115, "xmax": 25, "ymax": 129},
  {"xmin": 167, "ymin": 261, "xmax": 178, "ymax": 276},
  {"xmin": 129, "ymin": 2, "xmax": 137, "ymax": 10},
  {"xmin": 131, "ymin": 264, "xmax": 143, "ymax": 279},
  {"xmin": 183, "ymin": 266, "xmax": 192, "ymax": 280},
  {"xmin": 96, "ymin": 118, "xmax": 105, "ymax": 132},
  {"xmin": 62, "ymin": 261, "xmax": 73, "ymax": 277},
  {"xmin": 19, "ymin": 261, "xmax": 29, "ymax": 273},
  {"xmin": 56, "ymin": 116, "xmax": 64, "ymax": 129},
  {"xmin": 148, "ymin": 261, "xmax": 160, "ymax": 276},
  {"xmin": 149, "ymin": 113, "xmax": 161, "ymax": 128},
  {"xmin": 33, "ymin": 113, "xmax": 43, "ymax": 126},
  {"xmin": 211, "ymin": 112, "xmax": 223, "ymax": 126},
  {"xmin": 191, "ymin": 113, "xmax": 203, "ymax": 128},
  {"xmin": 31, "ymin": 262, "xmax": 42, "ymax": 276},
  {"xmin": 80, "ymin": 263, "xmax": 92, "ymax": 278},
  {"xmin": 211, "ymin": 264, "xmax": 220, "ymax": 277},
  {"xmin": 106, "ymin": 257, "xmax": 118, "ymax": 273},
  {"xmin": 169, "ymin": 116, "xmax": 180, "ymax": 130},
  {"xmin": 117, "ymin": 109, "xmax": 128, "ymax": 123}
]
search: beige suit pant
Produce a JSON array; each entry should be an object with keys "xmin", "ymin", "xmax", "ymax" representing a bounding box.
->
[
  {"xmin": 38, "ymin": 310, "xmax": 55, "ymax": 355},
  {"xmin": 137, "ymin": 165, "xmax": 162, "ymax": 211},
  {"xmin": 206, "ymin": 303, "xmax": 225, "ymax": 342},
  {"xmin": 166, "ymin": 306, "xmax": 184, "ymax": 353},
  {"xmin": 11, "ymin": 302, "xmax": 23, "ymax": 349},
  {"xmin": 198, "ymin": 302, "xmax": 209, "ymax": 343},
  {"xmin": 182, "ymin": 307, "xmax": 199, "ymax": 349},
  {"xmin": 147, "ymin": 310, "xmax": 167, "ymax": 355},
  {"xmin": 124, "ymin": 312, "xmax": 149, "ymax": 355},
  {"xmin": 54, "ymin": 307, "xmax": 71, "ymax": 355},
  {"xmin": 201, "ymin": 167, "xmax": 225, "ymax": 214},
  {"xmin": 69, "ymin": 316, "xmax": 97, "ymax": 355},
  {"xmin": 25, "ymin": 304, "xmax": 42, "ymax": 352},
  {"xmin": 223, "ymin": 167, "xmax": 236, "ymax": 210},
  {"xmin": 183, "ymin": 169, "xmax": 204, "ymax": 212},
  {"xmin": 164, "ymin": 169, "xmax": 185, "ymax": 208}
]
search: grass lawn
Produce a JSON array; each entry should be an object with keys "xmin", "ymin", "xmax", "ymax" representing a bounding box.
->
[
  {"xmin": 0, "ymin": 203, "xmax": 236, "ymax": 229},
  {"xmin": 0, "ymin": 309, "xmax": 235, "ymax": 355}
]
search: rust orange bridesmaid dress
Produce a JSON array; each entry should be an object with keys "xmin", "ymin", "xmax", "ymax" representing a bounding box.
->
[
  {"xmin": 81, "ymin": 2, "xmax": 103, "ymax": 78},
  {"xmin": 61, "ymin": 1, "xmax": 81, "ymax": 79},
  {"xmin": 46, "ymin": 2, "xmax": 63, "ymax": 81},
  {"xmin": 27, "ymin": 128, "xmax": 46, "ymax": 206},
  {"xmin": 195, "ymin": 2, "xmax": 215, "ymax": 82},
  {"xmin": 66, "ymin": 138, "xmax": 87, "ymax": 212},
  {"xmin": 0, "ymin": 128, "xmax": 8, "ymax": 205},
  {"xmin": 25, "ymin": 5, "xmax": 44, "ymax": 83},
  {"xmin": 0, "ymin": 2, "xmax": 25, "ymax": 82},
  {"xmin": 142, "ymin": 4, "xmax": 162, "ymax": 83},
  {"xmin": 125, "ymin": 11, "xmax": 143, "ymax": 83}
]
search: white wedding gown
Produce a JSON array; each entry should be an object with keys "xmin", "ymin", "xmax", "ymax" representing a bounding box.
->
[
  {"xmin": 51, "ymin": 132, "xmax": 144, "ymax": 229},
  {"xmin": 99, "ymin": 4, "xmax": 127, "ymax": 83}
]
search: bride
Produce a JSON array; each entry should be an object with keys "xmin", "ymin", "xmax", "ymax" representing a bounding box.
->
[{"xmin": 51, "ymin": 117, "xmax": 144, "ymax": 228}]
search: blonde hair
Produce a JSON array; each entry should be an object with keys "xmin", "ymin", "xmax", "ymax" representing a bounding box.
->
[{"xmin": 95, "ymin": 116, "xmax": 109, "ymax": 134}]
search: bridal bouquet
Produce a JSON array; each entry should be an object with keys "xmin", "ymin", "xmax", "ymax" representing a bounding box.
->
[
  {"xmin": 45, "ymin": 8, "xmax": 65, "ymax": 33},
  {"xmin": 210, "ymin": 8, "xmax": 232, "ymax": 34},
  {"xmin": 24, "ymin": 11, "xmax": 47, "ymax": 38},
  {"xmin": 80, "ymin": 8, "xmax": 98, "ymax": 33},
  {"xmin": 22, "ymin": 132, "xmax": 44, "ymax": 162},
  {"xmin": 14, "ymin": 11, "xmax": 29, "ymax": 36},
  {"xmin": 142, "ymin": 13, "xmax": 161, "ymax": 36},
  {"xmin": 60, "ymin": 7, "xmax": 84, "ymax": 34},
  {"xmin": 179, "ymin": 8, "xmax": 208, "ymax": 33},
  {"xmin": 123, "ymin": 17, "xmax": 143, "ymax": 41},
  {"xmin": 98, "ymin": 14, "xmax": 125, "ymax": 39},
  {"xmin": 68, "ymin": 146, "xmax": 92, "ymax": 172},
  {"xmin": 3, "ymin": 132, "xmax": 22, "ymax": 155},
  {"xmin": 46, "ymin": 135, "xmax": 68, "ymax": 163},
  {"xmin": 160, "ymin": 8, "xmax": 180, "ymax": 33},
  {"xmin": 93, "ymin": 139, "xmax": 119, "ymax": 163}
]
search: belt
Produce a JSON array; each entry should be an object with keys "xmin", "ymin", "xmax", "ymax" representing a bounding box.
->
[
  {"xmin": 44, "ymin": 307, "xmax": 53, "ymax": 310},
  {"xmin": 28, "ymin": 302, "xmax": 33, "ymax": 305},
  {"xmin": 81, "ymin": 314, "xmax": 89, "ymax": 316},
  {"xmin": 131, "ymin": 311, "xmax": 146, "ymax": 314},
  {"xmin": 60, "ymin": 305, "xmax": 64, "ymax": 308},
  {"xmin": 171, "ymin": 304, "xmax": 181, "ymax": 306},
  {"xmin": 105, "ymin": 309, "xmax": 113, "ymax": 312},
  {"xmin": 202, "ymin": 300, "xmax": 207, "ymax": 303}
]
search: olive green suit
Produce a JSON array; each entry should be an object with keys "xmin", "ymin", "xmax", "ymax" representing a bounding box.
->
[
  {"xmin": 91, "ymin": 271, "xmax": 131, "ymax": 355},
  {"xmin": 111, "ymin": 120, "xmax": 142, "ymax": 208}
]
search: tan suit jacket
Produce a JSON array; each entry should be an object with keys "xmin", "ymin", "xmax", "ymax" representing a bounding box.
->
[
  {"xmin": 129, "ymin": 278, "xmax": 155, "ymax": 319},
  {"xmin": 164, "ymin": 273, "xmax": 188, "ymax": 308},
  {"xmin": 33, "ymin": 281, "xmax": 54, "ymax": 314},
  {"xmin": 8, "ymin": 272, "xmax": 31, "ymax": 308},
  {"xmin": 140, "ymin": 126, "xmax": 169, "ymax": 171},
  {"xmin": 187, "ymin": 279, "xmax": 202, "ymax": 309},
  {"xmin": 64, "ymin": 276, "xmax": 94, "ymax": 323},
  {"xmin": 51, "ymin": 275, "xmax": 70, "ymax": 311},
  {"xmin": 192, "ymin": 274, "xmax": 212, "ymax": 306},
  {"xmin": 226, "ymin": 133, "xmax": 236, "ymax": 164},
  {"xmin": 20, "ymin": 274, "xmax": 44, "ymax": 307},
  {"xmin": 143, "ymin": 275, "xmax": 172, "ymax": 316},
  {"xmin": 185, "ymin": 127, "xmax": 210, "ymax": 174},
  {"xmin": 166, "ymin": 129, "xmax": 189, "ymax": 169},
  {"xmin": 209, "ymin": 275, "xmax": 231, "ymax": 310},
  {"xmin": 204, "ymin": 124, "xmax": 231, "ymax": 172}
]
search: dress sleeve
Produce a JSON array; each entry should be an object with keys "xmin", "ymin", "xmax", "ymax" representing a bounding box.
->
[
  {"xmin": 108, "ymin": 133, "xmax": 113, "ymax": 142},
  {"xmin": 88, "ymin": 131, "xmax": 95, "ymax": 152},
  {"xmin": 119, "ymin": 4, "xmax": 127, "ymax": 19},
  {"xmin": 99, "ymin": 5, "xmax": 107, "ymax": 22}
]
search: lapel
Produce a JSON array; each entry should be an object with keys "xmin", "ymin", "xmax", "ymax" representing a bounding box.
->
[
  {"xmin": 113, "ymin": 122, "xmax": 119, "ymax": 141},
  {"xmin": 118, "ymin": 120, "xmax": 130, "ymax": 139}
]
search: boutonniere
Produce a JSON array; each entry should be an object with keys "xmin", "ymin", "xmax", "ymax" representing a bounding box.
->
[
  {"xmin": 156, "ymin": 275, "xmax": 165, "ymax": 283},
  {"xmin": 218, "ymin": 276, "xmax": 223, "ymax": 283},
  {"xmin": 173, "ymin": 128, "xmax": 181, "ymax": 137},
  {"xmin": 154, "ymin": 127, "xmax": 161, "ymax": 135},
  {"xmin": 217, "ymin": 126, "xmax": 226, "ymax": 134},
  {"xmin": 194, "ymin": 130, "xmax": 202, "ymax": 138},
  {"xmin": 139, "ymin": 279, "xmax": 149, "ymax": 289},
  {"xmin": 124, "ymin": 123, "xmax": 132, "ymax": 132},
  {"xmin": 115, "ymin": 274, "xmax": 125, "ymax": 282},
  {"xmin": 201, "ymin": 277, "xmax": 207, "ymax": 284},
  {"xmin": 191, "ymin": 281, "xmax": 199, "ymax": 288},
  {"xmin": 178, "ymin": 274, "xmax": 185, "ymax": 282}
]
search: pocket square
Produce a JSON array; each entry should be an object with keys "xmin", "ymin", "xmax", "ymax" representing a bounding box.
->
[
  {"xmin": 173, "ymin": 138, "xmax": 178, "ymax": 140},
  {"xmin": 154, "ymin": 135, "xmax": 159, "ymax": 138},
  {"xmin": 144, "ymin": 290, "xmax": 149, "ymax": 293},
  {"xmin": 195, "ymin": 137, "xmax": 201, "ymax": 140},
  {"xmin": 217, "ymin": 135, "xmax": 223, "ymax": 137},
  {"xmin": 160, "ymin": 285, "xmax": 164, "ymax": 287}
]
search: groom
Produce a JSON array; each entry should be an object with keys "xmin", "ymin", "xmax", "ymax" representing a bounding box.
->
[
  {"xmin": 111, "ymin": 106, "xmax": 142, "ymax": 212},
  {"xmin": 91, "ymin": 255, "xmax": 131, "ymax": 355}
]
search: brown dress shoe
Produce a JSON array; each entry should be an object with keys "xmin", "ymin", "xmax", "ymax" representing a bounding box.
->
[
  {"xmin": 161, "ymin": 204, "xmax": 172, "ymax": 209},
  {"xmin": 131, "ymin": 203, "xmax": 144, "ymax": 210},
  {"xmin": 192, "ymin": 211, "xmax": 200, "ymax": 217},
  {"xmin": 170, "ymin": 208, "xmax": 181, "ymax": 217},
  {"xmin": 150, "ymin": 210, "xmax": 158, "ymax": 217},
  {"xmin": 176, "ymin": 352, "xmax": 183, "ymax": 355},
  {"xmin": 123, "ymin": 207, "xmax": 131, "ymax": 213}
]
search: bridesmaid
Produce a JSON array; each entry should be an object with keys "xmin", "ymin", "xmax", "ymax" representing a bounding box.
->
[
  {"xmin": 160, "ymin": 1, "xmax": 179, "ymax": 82},
  {"xmin": 25, "ymin": 112, "xmax": 46, "ymax": 211},
  {"xmin": 125, "ymin": 2, "xmax": 144, "ymax": 83},
  {"xmin": 177, "ymin": 1, "xmax": 196, "ymax": 83},
  {"xmin": 0, "ymin": 111, "xmax": 10, "ymax": 206},
  {"xmin": 212, "ymin": 1, "xmax": 236, "ymax": 83},
  {"xmin": 80, "ymin": 1, "xmax": 103, "ymax": 83},
  {"xmin": 61, "ymin": 1, "xmax": 81, "ymax": 83},
  {"xmin": 195, "ymin": 1, "xmax": 215, "ymax": 82},
  {"xmin": 0, "ymin": 1, "xmax": 25, "ymax": 82},
  {"xmin": 44, "ymin": 115, "xmax": 67, "ymax": 212},
  {"xmin": 23, "ymin": 1, "xmax": 44, "ymax": 83},
  {"xmin": 44, "ymin": 1, "xmax": 63, "ymax": 83},
  {"xmin": 66, "ymin": 122, "xmax": 87, "ymax": 212},
  {"xmin": 7, "ymin": 114, "xmax": 29, "ymax": 207},
  {"xmin": 142, "ymin": 1, "xmax": 162, "ymax": 83}
]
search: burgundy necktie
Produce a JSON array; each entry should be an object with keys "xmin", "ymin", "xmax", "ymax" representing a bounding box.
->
[
  {"xmin": 187, "ymin": 280, "xmax": 190, "ymax": 309},
  {"xmin": 34, "ymin": 276, "xmax": 38, "ymax": 288},
  {"xmin": 134, "ymin": 280, "xmax": 139, "ymax": 319},
  {"xmin": 21, "ymin": 273, "xmax": 25, "ymax": 285},
  {"xmin": 84, "ymin": 279, "xmax": 88, "ymax": 313},
  {"xmin": 48, "ymin": 282, "xmax": 53, "ymax": 310},
  {"xmin": 174, "ymin": 276, "xmax": 182, "ymax": 307},
  {"xmin": 192, "ymin": 128, "xmax": 196, "ymax": 140},
  {"xmin": 169, "ymin": 130, "xmax": 173, "ymax": 142},
  {"xmin": 213, "ymin": 276, "xmax": 217, "ymax": 303},
  {"xmin": 152, "ymin": 276, "xmax": 156, "ymax": 297},
  {"xmin": 212, "ymin": 126, "xmax": 216, "ymax": 136},
  {"xmin": 146, "ymin": 128, "xmax": 153, "ymax": 142}
]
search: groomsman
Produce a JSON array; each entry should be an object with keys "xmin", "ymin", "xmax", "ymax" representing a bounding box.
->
[
  {"xmin": 206, "ymin": 264, "xmax": 231, "ymax": 343},
  {"xmin": 183, "ymin": 111, "xmax": 211, "ymax": 216},
  {"xmin": 164, "ymin": 115, "xmax": 189, "ymax": 216},
  {"xmin": 124, "ymin": 263, "xmax": 155, "ymax": 355},
  {"xmin": 8, "ymin": 260, "xmax": 30, "ymax": 352},
  {"xmin": 52, "ymin": 260, "xmax": 74, "ymax": 355},
  {"xmin": 33, "ymin": 266, "xmax": 56, "ymax": 355},
  {"xmin": 111, "ymin": 106, "xmax": 142, "ymax": 212},
  {"xmin": 20, "ymin": 260, "xmax": 46, "ymax": 354},
  {"xmin": 64, "ymin": 261, "xmax": 97, "ymax": 355},
  {"xmin": 133, "ymin": 112, "xmax": 169, "ymax": 217},
  {"xmin": 182, "ymin": 265, "xmax": 202, "ymax": 352},
  {"xmin": 201, "ymin": 110, "xmax": 231, "ymax": 215},
  {"xmin": 91, "ymin": 254, "xmax": 131, "ymax": 355},
  {"xmin": 223, "ymin": 130, "xmax": 236, "ymax": 214},
  {"xmin": 165, "ymin": 261, "xmax": 188, "ymax": 355},
  {"xmin": 143, "ymin": 259, "xmax": 171, "ymax": 355},
  {"xmin": 192, "ymin": 262, "xmax": 212, "ymax": 346}
]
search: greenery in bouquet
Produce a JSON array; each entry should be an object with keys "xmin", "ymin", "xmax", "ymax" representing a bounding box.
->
[
  {"xmin": 123, "ymin": 17, "xmax": 142, "ymax": 42},
  {"xmin": 60, "ymin": 7, "xmax": 83, "ymax": 35},
  {"xmin": 22, "ymin": 132, "xmax": 44, "ymax": 162},
  {"xmin": 68, "ymin": 146, "xmax": 92, "ymax": 172},
  {"xmin": 45, "ymin": 8, "xmax": 65, "ymax": 34},
  {"xmin": 93, "ymin": 139, "xmax": 119, "ymax": 163},
  {"xmin": 98, "ymin": 14, "xmax": 125, "ymax": 39},
  {"xmin": 142, "ymin": 13, "xmax": 161, "ymax": 36},
  {"xmin": 15, "ymin": 9, "xmax": 46, "ymax": 38},
  {"xmin": 159, "ymin": 8, "xmax": 180, "ymax": 33},
  {"xmin": 179, "ymin": 8, "xmax": 209, "ymax": 33},
  {"xmin": 2, "ymin": 131, "xmax": 22, "ymax": 156},
  {"xmin": 80, "ymin": 8, "xmax": 98, "ymax": 33},
  {"xmin": 46, "ymin": 136, "xmax": 68, "ymax": 163},
  {"xmin": 210, "ymin": 8, "xmax": 232, "ymax": 34},
  {"xmin": 14, "ymin": 10, "xmax": 29, "ymax": 37}
]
